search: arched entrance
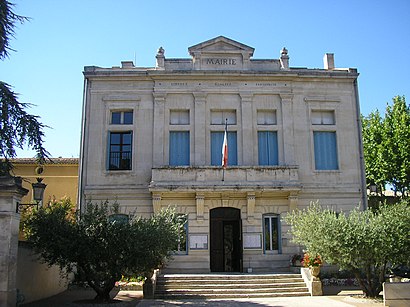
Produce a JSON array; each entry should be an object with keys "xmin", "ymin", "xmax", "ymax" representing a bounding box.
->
[{"xmin": 210, "ymin": 207, "xmax": 242, "ymax": 272}]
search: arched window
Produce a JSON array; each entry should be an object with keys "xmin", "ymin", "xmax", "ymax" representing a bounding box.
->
[{"xmin": 263, "ymin": 214, "xmax": 281, "ymax": 253}]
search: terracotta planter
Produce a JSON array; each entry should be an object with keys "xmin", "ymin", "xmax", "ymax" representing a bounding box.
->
[{"xmin": 310, "ymin": 266, "xmax": 321, "ymax": 277}]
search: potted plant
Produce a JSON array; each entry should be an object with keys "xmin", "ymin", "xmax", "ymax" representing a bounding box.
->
[{"xmin": 301, "ymin": 253, "xmax": 322, "ymax": 277}]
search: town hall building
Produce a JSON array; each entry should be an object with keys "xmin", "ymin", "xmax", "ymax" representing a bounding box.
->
[{"xmin": 79, "ymin": 36, "xmax": 366, "ymax": 273}]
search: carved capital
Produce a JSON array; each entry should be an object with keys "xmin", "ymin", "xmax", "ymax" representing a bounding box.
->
[
  {"xmin": 193, "ymin": 92, "xmax": 207, "ymax": 102},
  {"xmin": 240, "ymin": 92, "xmax": 253, "ymax": 102},
  {"xmin": 280, "ymin": 93, "xmax": 294, "ymax": 103},
  {"xmin": 153, "ymin": 92, "xmax": 166, "ymax": 103}
]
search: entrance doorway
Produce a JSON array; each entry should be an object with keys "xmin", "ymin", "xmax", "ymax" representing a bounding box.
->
[{"xmin": 210, "ymin": 207, "xmax": 242, "ymax": 272}]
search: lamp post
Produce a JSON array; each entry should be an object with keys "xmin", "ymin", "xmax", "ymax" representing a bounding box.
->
[{"xmin": 16, "ymin": 177, "xmax": 47, "ymax": 213}]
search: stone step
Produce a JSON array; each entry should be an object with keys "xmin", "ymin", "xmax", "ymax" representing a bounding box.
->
[
  {"xmin": 160, "ymin": 273, "xmax": 302, "ymax": 280},
  {"xmin": 157, "ymin": 282, "xmax": 306, "ymax": 290},
  {"xmin": 155, "ymin": 273, "xmax": 310, "ymax": 299},
  {"xmin": 157, "ymin": 291, "xmax": 310, "ymax": 299}
]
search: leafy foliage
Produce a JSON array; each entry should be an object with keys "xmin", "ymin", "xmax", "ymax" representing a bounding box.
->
[
  {"xmin": 0, "ymin": 82, "xmax": 49, "ymax": 174},
  {"xmin": 284, "ymin": 201, "xmax": 410, "ymax": 297},
  {"xmin": 0, "ymin": 0, "xmax": 29, "ymax": 60},
  {"xmin": 362, "ymin": 95, "xmax": 410, "ymax": 198},
  {"xmin": 24, "ymin": 200, "xmax": 181, "ymax": 302}
]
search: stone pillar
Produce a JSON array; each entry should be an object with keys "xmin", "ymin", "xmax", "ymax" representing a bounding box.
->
[
  {"xmin": 152, "ymin": 92, "xmax": 166, "ymax": 167},
  {"xmin": 247, "ymin": 192, "xmax": 256, "ymax": 221},
  {"xmin": 193, "ymin": 92, "xmax": 207, "ymax": 166},
  {"xmin": 196, "ymin": 193, "xmax": 204, "ymax": 221},
  {"xmin": 288, "ymin": 192, "xmax": 298, "ymax": 211},
  {"xmin": 152, "ymin": 193, "xmax": 161, "ymax": 214},
  {"xmin": 0, "ymin": 176, "xmax": 28, "ymax": 307},
  {"xmin": 280, "ymin": 94, "xmax": 295, "ymax": 165},
  {"xmin": 240, "ymin": 92, "xmax": 254, "ymax": 165}
]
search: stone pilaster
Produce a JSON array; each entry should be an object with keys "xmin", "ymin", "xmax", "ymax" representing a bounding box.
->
[
  {"xmin": 247, "ymin": 192, "xmax": 256, "ymax": 221},
  {"xmin": 280, "ymin": 94, "xmax": 295, "ymax": 165},
  {"xmin": 152, "ymin": 92, "xmax": 166, "ymax": 167},
  {"xmin": 196, "ymin": 193, "xmax": 205, "ymax": 221},
  {"xmin": 240, "ymin": 92, "xmax": 254, "ymax": 165},
  {"xmin": 0, "ymin": 176, "xmax": 28, "ymax": 307},
  {"xmin": 152, "ymin": 193, "xmax": 162, "ymax": 214},
  {"xmin": 288, "ymin": 192, "xmax": 298, "ymax": 211},
  {"xmin": 193, "ymin": 92, "xmax": 207, "ymax": 166}
]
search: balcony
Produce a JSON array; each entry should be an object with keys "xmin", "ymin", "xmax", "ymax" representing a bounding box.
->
[{"xmin": 149, "ymin": 166, "xmax": 301, "ymax": 193}]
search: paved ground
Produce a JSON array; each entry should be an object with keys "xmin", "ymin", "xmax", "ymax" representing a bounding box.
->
[{"xmin": 22, "ymin": 287, "xmax": 383, "ymax": 307}]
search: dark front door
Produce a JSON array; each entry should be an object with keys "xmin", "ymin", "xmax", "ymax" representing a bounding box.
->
[{"xmin": 210, "ymin": 207, "xmax": 242, "ymax": 272}]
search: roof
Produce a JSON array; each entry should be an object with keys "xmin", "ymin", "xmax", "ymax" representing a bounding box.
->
[{"xmin": 11, "ymin": 158, "xmax": 79, "ymax": 165}]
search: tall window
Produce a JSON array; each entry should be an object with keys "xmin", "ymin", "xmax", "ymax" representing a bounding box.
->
[
  {"xmin": 258, "ymin": 131, "xmax": 278, "ymax": 165},
  {"xmin": 174, "ymin": 214, "xmax": 188, "ymax": 254},
  {"xmin": 111, "ymin": 110, "xmax": 133, "ymax": 125},
  {"xmin": 108, "ymin": 132, "xmax": 132, "ymax": 170},
  {"xmin": 169, "ymin": 131, "xmax": 190, "ymax": 166},
  {"xmin": 263, "ymin": 214, "xmax": 280, "ymax": 252},
  {"xmin": 313, "ymin": 131, "xmax": 338, "ymax": 170},
  {"xmin": 211, "ymin": 131, "xmax": 237, "ymax": 166}
]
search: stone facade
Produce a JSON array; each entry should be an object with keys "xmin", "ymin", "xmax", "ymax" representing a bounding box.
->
[{"xmin": 79, "ymin": 36, "xmax": 366, "ymax": 273}]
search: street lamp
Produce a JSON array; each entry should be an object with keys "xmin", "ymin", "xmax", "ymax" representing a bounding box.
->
[{"xmin": 16, "ymin": 178, "xmax": 47, "ymax": 213}]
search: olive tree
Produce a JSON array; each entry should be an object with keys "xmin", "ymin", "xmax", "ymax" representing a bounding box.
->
[
  {"xmin": 284, "ymin": 201, "xmax": 410, "ymax": 298},
  {"xmin": 24, "ymin": 200, "xmax": 182, "ymax": 302}
]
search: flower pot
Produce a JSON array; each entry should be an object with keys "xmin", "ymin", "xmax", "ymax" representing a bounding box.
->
[{"xmin": 310, "ymin": 266, "xmax": 321, "ymax": 278}]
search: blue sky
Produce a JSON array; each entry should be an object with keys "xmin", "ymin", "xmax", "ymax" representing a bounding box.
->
[{"xmin": 1, "ymin": 0, "xmax": 409, "ymax": 158}]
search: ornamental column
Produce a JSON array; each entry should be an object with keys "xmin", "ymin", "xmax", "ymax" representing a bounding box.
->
[
  {"xmin": 193, "ymin": 92, "xmax": 207, "ymax": 166},
  {"xmin": 240, "ymin": 92, "xmax": 254, "ymax": 165},
  {"xmin": 280, "ymin": 94, "xmax": 295, "ymax": 165},
  {"xmin": 152, "ymin": 92, "xmax": 166, "ymax": 167}
]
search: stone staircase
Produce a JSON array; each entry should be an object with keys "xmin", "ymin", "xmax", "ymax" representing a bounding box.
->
[{"xmin": 155, "ymin": 273, "xmax": 310, "ymax": 299}]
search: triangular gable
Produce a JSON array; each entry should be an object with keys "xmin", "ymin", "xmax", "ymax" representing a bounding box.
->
[
  {"xmin": 188, "ymin": 36, "xmax": 254, "ymax": 56},
  {"xmin": 188, "ymin": 36, "xmax": 255, "ymax": 70}
]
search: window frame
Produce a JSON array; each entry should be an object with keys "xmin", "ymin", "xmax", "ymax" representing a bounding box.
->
[
  {"xmin": 210, "ymin": 131, "xmax": 238, "ymax": 166},
  {"xmin": 174, "ymin": 214, "xmax": 188, "ymax": 255},
  {"xmin": 263, "ymin": 214, "xmax": 281, "ymax": 254},
  {"xmin": 110, "ymin": 110, "xmax": 134, "ymax": 125},
  {"xmin": 257, "ymin": 131, "xmax": 279, "ymax": 166},
  {"xmin": 107, "ymin": 131, "xmax": 133, "ymax": 171},
  {"xmin": 313, "ymin": 131, "xmax": 339, "ymax": 170},
  {"xmin": 169, "ymin": 131, "xmax": 190, "ymax": 166}
]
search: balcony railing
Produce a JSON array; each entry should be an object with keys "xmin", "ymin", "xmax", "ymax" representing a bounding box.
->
[{"xmin": 149, "ymin": 165, "xmax": 300, "ymax": 192}]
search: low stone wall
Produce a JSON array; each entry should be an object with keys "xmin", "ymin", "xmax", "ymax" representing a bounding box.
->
[
  {"xmin": 16, "ymin": 242, "xmax": 71, "ymax": 304},
  {"xmin": 383, "ymin": 281, "xmax": 410, "ymax": 307}
]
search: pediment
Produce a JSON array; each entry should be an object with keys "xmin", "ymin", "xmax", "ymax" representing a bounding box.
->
[{"xmin": 188, "ymin": 36, "xmax": 254, "ymax": 56}]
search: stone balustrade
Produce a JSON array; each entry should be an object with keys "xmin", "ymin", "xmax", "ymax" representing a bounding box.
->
[{"xmin": 150, "ymin": 166, "xmax": 300, "ymax": 192}]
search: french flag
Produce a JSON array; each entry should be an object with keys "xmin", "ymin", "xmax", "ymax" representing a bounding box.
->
[{"xmin": 222, "ymin": 120, "xmax": 228, "ymax": 169}]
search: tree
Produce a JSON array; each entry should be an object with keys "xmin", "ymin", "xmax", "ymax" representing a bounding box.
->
[
  {"xmin": 24, "ymin": 200, "xmax": 181, "ymax": 302},
  {"xmin": 382, "ymin": 96, "xmax": 410, "ymax": 197},
  {"xmin": 0, "ymin": 0, "xmax": 49, "ymax": 175},
  {"xmin": 362, "ymin": 95, "xmax": 410, "ymax": 198},
  {"xmin": 284, "ymin": 201, "xmax": 410, "ymax": 298}
]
